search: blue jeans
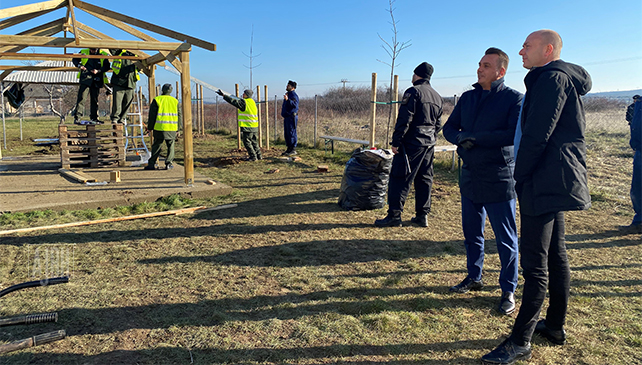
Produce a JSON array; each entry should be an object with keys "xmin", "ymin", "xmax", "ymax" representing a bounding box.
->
[
  {"xmin": 631, "ymin": 149, "xmax": 641, "ymax": 225},
  {"xmin": 461, "ymin": 196, "xmax": 519, "ymax": 293}
]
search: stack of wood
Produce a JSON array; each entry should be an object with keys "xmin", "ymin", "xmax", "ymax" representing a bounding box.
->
[{"xmin": 59, "ymin": 124, "xmax": 126, "ymax": 169}]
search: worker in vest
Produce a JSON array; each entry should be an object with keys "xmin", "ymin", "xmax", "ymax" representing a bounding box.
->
[
  {"xmin": 145, "ymin": 84, "xmax": 181, "ymax": 170},
  {"xmin": 216, "ymin": 88, "xmax": 262, "ymax": 161},
  {"xmin": 109, "ymin": 49, "xmax": 140, "ymax": 124},
  {"xmin": 72, "ymin": 48, "xmax": 110, "ymax": 124}
]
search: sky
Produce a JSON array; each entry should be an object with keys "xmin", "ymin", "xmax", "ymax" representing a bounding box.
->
[{"xmin": 2, "ymin": 0, "xmax": 641, "ymax": 100}]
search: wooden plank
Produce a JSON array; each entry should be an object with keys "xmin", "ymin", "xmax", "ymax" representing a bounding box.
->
[
  {"xmin": 0, "ymin": 17, "xmax": 65, "ymax": 54},
  {"xmin": 0, "ymin": 52, "xmax": 142, "ymax": 61},
  {"xmin": 0, "ymin": 0, "xmax": 66, "ymax": 20},
  {"xmin": 67, "ymin": 0, "xmax": 80, "ymax": 45},
  {"xmin": 0, "ymin": 66, "xmax": 77, "ymax": 71},
  {"xmin": 74, "ymin": 0, "xmax": 216, "ymax": 51},
  {"xmin": 74, "ymin": 21, "xmax": 159, "ymax": 63},
  {"xmin": 319, "ymin": 135, "xmax": 370, "ymax": 145},
  {"xmin": 180, "ymin": 51, "xmax": 194, "ymax": 186},
  {"xmin": 0, "ymin": 205, "xmax": 238, "ymax": 236},
  {"xmin": 0, "ymin": 35, "xmax": 191, "ymax": 52},
  {"xmin": 0, "ymin": 9, "xmax": 59, "ymax": 31},
  {"xmin": 58, "ymin": 168, "xmax": 98, "ymax": 183}
]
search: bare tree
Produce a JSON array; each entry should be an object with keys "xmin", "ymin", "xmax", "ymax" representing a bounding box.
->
[
  {"xmin": 44, "ymin": 85, "xmax": 64, "ymax": 123},
  {"xmin": 243, "ymin": 24, "xmax": 262, "ymax": 91},
  {"xmin": 377, "ymin": 0, "xmax": 411, "ymax": 146}
]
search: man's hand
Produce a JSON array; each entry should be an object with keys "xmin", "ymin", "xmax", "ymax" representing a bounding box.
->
[
  {"xmin": 284, "ymin": 93, "xmax": 289, "ymax": 101},
  {"xmin": 460, "ymin": 138, "xmax": 475, "ymax": 150},
  {"xmin": 216, "ymin": 89, "xmax": 224, "ymax": 96},
  {"xmin": 391, "ymin": 146, "xmax": 399, "ymax": 155}
]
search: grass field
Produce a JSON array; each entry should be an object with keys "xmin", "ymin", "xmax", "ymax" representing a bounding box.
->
[{"xmin": 0, "ymin": 115, "xmax": 640, "ymax": 364}]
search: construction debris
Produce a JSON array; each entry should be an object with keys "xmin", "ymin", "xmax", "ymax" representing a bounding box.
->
[
  {"xmin": 264, "ymin": 169, "xmax": 280, "ymax": 174},
  {"xmin": 317, "ymin": 165, "xmax": 329, "ymax": 173},
  {"xmin": 58, "ymin": 168, "xmax": 98, "ymax": 183}
]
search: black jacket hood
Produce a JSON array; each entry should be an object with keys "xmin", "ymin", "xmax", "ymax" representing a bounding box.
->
[{"xmin": 527, "ymin": 60, "xmax": 592, "ymax": 96}]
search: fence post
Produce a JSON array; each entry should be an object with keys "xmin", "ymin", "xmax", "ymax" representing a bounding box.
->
[
  {"xmin": 215, "ymin": 95, "xmax": 219, "ymax": 130},
  {"xmin": 274, "ymin": 95, "xmax": 277, "ymax": 141},
  {"xmin": 314, "ymin": 94, "xmax": 318, "ymax": 148},
  {"xmin": 264, "ymin": 85, "xmax": 269, "ymax": 149},
  {"xmin": 200, "ymin": 84, "xmax": 204, "ymax": 134},
  {"xmin": 256, "ymin": 85, "xmax": 262, "ymax": 148},
  {"xmin": 370, "ymin": 72, "xmax": 377, "ymax": 148},
  {"xmin": 236, "ymin": 84, "xmax": 241, "ymax": 149}
]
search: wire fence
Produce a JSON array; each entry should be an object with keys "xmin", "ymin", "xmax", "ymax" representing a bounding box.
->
[{"xmin": 198, "ymin": 88, "xmax": 633, "ymax": 151}]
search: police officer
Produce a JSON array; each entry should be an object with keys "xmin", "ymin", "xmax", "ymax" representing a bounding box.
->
[
  {"xmin": 145, "ymin": 84, "xmax": 181, "ymax": 170},
  {"xmin": 375, "ymin": 62, "xmax": 443, "ymax": 227},
  {"xmin": 72, "ymin": 48, "xmax": 110, "ymax": 124},
  {"xmin": 109, "ymin": 49, "xmax": 140, "ymax": 124},
  {"xmin": 216, "ymin": 88, "xmax": 262, "ymax": 161}
]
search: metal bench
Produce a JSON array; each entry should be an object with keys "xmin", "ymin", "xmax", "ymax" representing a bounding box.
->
[{"xmin": 319, "ymin": 135, "xmax": 370, "ymax": 155}]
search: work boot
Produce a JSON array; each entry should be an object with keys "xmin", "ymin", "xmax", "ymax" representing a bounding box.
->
[
  {"xmin": 410, "ymin": 215, "xmax": 428, "ymax": 227},
  {"xmin": 144, "ymin": 164, "xmax": 156, "ymax": 170},
  {"xmin": 374, "ymin": 214, "xmax": 402, "ymax": 227},
  {"xmin": 534, "ymin": 319, "xmax": 566, "ymax": 345},
  {"xmin": 284, "ymin": 150, "xmax": 297, "ymax": 156},
  {"xmin": 165, "ymin": 163, "xmax": 174, "ymax": 170},
  {"xmin": 281, "ymin": 148, "xmax": 291, "ymax": 156}
]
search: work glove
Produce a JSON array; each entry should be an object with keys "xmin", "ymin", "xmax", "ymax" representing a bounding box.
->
[
  {"xmin": 457, "ymin": 132, "xmax": 475, "ymax": 150},
  {"xmin": 216, "ymin": 89, "xmax": 224, "ymax": 96}
]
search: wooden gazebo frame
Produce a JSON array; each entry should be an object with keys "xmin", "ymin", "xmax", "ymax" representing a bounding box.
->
[{"xmin": 0, "ymin": 0, "xmax": 216, "ymax": 185}]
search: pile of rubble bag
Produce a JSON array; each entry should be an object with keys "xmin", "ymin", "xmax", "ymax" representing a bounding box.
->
[{"xmin": 338, "ymin": 147, "xmax": 393, "ymax": 211}]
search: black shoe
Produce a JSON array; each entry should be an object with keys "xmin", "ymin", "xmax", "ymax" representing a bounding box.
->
[
  {"xmin": 245, "ymin": 156, "xmax": 258, "ymax": 161},
  {"xmin": 534, "ymin": 319, "xmax": 566, "ymax": 345},
  {"xmin": 498, "ymin": 291, "xmax": 516, "ymax": 315},
  {"xmin": 449, "ymin": 276, "xmax": 484, "ymax": 293},
  {"xmin": 257, "ymin": 155, "xmax": 263, "ymax": 160},
  {"xmin": 165, "ymin": 163, "xmax": 174, "ymax": 170},
  {"xmin": 618, "ymin": 223, "xmax": 642, "ymax": 234},
  {"xmin": 481, "ymin": 338, "xmax": 531, "ymax": 365},
  {"xmin": 284, "ymin": 150, "xmax": 297, "ymax": 156},
  {"xmin": 144, "ymin": 164, "xmax": 156, "ymax": 170},
  {"xmin": 410, "ymin": 215, "xmax": 428, "ymax": 227},
  {"xmin": 374, "ymin": 215, "xmax": 402, "ymax": 227}
]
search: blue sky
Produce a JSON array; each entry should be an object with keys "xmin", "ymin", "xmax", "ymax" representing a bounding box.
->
[{"xmin": 2, "ymin": 0, "xmax": 641, "ymax": 100}]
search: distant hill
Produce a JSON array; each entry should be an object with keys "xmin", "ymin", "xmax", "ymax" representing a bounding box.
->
[{"xmin": 586, "ymin": 89, "xmax": 642, "ymax": 100}]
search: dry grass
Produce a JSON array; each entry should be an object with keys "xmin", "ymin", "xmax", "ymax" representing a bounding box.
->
[{"xmin": 0, "ymin": 112, "xmax": 640, "ymax": 364}]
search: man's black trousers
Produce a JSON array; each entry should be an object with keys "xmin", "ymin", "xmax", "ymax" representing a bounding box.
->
[
  {"xmin": 510, "ymin": 211, "xmax": 570, "ymax": 346},
  {"xmin": 386, "ymin": 144, "xmax": 434, "ymax": 217}
]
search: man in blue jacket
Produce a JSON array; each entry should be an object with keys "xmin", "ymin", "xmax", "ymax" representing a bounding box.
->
[
  {"xmin": 443, "ymin": 48, "xmax": 523, "ymax": 315},
  {"xmin": 620, "ymin": 97, "xmax": 641, "ymax": 233},
  {"xmin": 482, "ymin": 29, "xmax": 592, "ymax": 365},
  {"xmin": 281, "ymin": 80, "xmax": 299, "ymax": 156}
]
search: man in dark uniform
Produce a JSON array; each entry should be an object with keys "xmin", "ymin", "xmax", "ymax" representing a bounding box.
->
[
  {"xmin": 626, "ymin": 95, "xmax": 640, "ymax": 125},
  {"xmin": 72, "ymin": 48, "xmax": 110, "ymax": 123},
  {"xmin": 281, "ymin": 80, "xmax": 299, "ymax": 156},
  {"xmin": 375, "ymin": 62, "xmax": 443, "ymax": 227}
]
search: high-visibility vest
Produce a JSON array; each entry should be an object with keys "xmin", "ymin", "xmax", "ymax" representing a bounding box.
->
[
  {"xmin": 238, "ymin": 98, "xmax": 258, "ymax": 128},
  {"xmin": 153, "ymin": 95, "xmax": 179, "ymax": 132},
  {"xmin": 77, "ymin": 49, "xmax": 109, "ymax": 84},
  {"xmin": 112, "ymin": 50, "xmax": 140, "ymax": 81}
]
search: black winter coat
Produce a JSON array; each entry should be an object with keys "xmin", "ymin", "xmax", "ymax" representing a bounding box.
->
[
  {"xmin": 515, "ymin": 60, "xmax": 592, "ymax": 216},
  {"xmin": 392, "ymin": 78, "xmax": 443, "ymax": 148},
  {"xmin": 443, "ymin": 78, "xmax": 523, "ymax": 204}
]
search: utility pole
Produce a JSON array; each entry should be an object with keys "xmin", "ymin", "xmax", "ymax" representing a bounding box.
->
[{"xmin": 341, "ymin": 79, "xmax": 349, "ymax": 89}]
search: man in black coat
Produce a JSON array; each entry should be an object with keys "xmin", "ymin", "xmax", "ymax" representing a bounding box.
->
[
  {"xmin": 443, "ymin": 48, "xmax": 523, "ymax": 315},
  {"xmin": 72, "ymin": 48, "xmax": 110, "ymax": 123},
  {"xmin": 482, "ymin": 29, "xmax": 592, "ymax": 365},
  {"xmin": 375, "ymin": 62, "xmax": 443, "ymax": 227}
]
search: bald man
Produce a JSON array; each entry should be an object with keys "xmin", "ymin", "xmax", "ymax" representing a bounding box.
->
[{"xmin": 482, "ymin": 29, "xmax": 592, "ymax": 365}]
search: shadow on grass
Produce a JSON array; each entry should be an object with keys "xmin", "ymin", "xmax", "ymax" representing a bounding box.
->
[
  {"xmin": 3, "ymin": 341, "xmax": 489, "ymax": 364},
  {"xmin": 137, "ymin": 238, "xmax": 465, "ymax": 267}
]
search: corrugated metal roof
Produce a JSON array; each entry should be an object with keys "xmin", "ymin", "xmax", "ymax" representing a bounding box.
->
[{"xmin": 4, "ymin": 61, "xmax": 78, "ymax": 85}]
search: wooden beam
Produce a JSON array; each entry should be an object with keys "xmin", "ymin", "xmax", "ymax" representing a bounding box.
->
[
  {"xmin": 0, "ymin": 0, "xmax": 66, "ymax": 20},
  {"xmin": 0, "ymin": 70, "xmax": 13, "ymax": 82},
  {"xmin": 0, "ymin": 35, "xmax": 191, "ymax": 52},
  {"xmin": 0, "ymin": 52, "xmax": 141, "ymax": 61},
  {"xmin": 73, "ymin": 21, "xmax": 161, "ymax": 64},
  {"xmin": 0, "ymin": 66, "xmax": 77, "ymax": 71},
  {"xmin": 67, "ymin": 0, "xmax": 80, "ymax": 45},
  {"xmin": 0, "ymin": 17, "xmax": 65, "ymax": 53},
  {"xmin": 0, "ymin": 8, "xmax": 60, "ymax": 31},
  {"xmin": 74, "ymin": 0, "xmax": 216, "ymax": 51}
]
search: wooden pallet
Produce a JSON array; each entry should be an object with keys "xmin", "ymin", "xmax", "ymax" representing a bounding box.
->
[{"xmin": 59, "ymin": 124, "xmax": 126, "ymax": 169}]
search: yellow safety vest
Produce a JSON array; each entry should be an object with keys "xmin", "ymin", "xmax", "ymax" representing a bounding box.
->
[
  {"xmin": 238, "ymin": 98, "xmax": 258, "ymax": 128},
  {"xmin": 77, "ymin": 49, "xmax": 109, "ymax": 84},
  {"xmin": 153, "ymin": 95, "xmax": 179, "ymax": 132},
  {"xmin": 112, "ymin": 50, "xmax": 140, "ymax": 81}
]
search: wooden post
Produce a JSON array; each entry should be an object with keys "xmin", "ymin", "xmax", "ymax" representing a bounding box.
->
[
  {"xmin": 370, "ymin": 72, "xmax": 377, "ymax": 148},
  {"xmin": 175, "ymin": 81, "xmax": 179, "ymax": 99},
  {"xmin": 392, "ymin": 75, "xmax": 399, "ymax": 128},
  {"xmin": 179, "ymin": 51, "xmax": 194, "ymax": 186},
  {"xmin": 256, "ymin": 85, "xmax": 262, "ymax": 148},
  {"xmin": 147, "ymin": 66, "xmax": 156, "ymax": 105},
  {"xmin": 194, "ymin": 84, "xmax": 200, "ymax": 135},
  {"xmin": 264, "ymin": 85, "xmax": 269, "ymax": 150},
  {"xmin": 200, "ymin": 84, "xmax": 205, "ymax": 134},
  {"xmin": 236, "ymin": 84, "xmax": 241, "ymax": 149}
]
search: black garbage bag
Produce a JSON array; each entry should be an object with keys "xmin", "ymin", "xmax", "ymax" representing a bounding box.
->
[{"xmin": 338, "ymin": 147, "xmax": 393, "ymax": 210}]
